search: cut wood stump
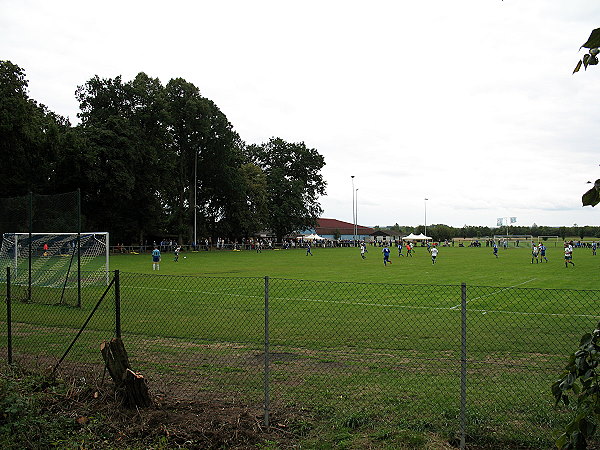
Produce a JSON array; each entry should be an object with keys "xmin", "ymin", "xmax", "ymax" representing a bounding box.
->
[{"xmin": 100, "ymin": 338, "xmax": 151, "ymax": 408}]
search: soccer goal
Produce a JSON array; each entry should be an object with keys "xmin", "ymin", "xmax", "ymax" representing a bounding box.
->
[
  {"xmin": 492, "ymin": 235, "xmax": 533, "ymax": 246},
  {"xmin": 537, "ymin": 236, "xmax": 562, "ymax": 247},
  {"xmin": 0, "ymin": 232, "xmax": 109, "ymax": 304}
]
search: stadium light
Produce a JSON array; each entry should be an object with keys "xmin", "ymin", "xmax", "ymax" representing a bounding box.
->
[
  {"xmin": 355, "ymin": 188, "xmax": 359, "ymax": 241},
  {"xmin": 194, "ymin": 150, "xmax": 198, "ymax": 250},
  {"xmin": 424, "ymin": 198, "xmax": 429, "ymax": 237},
  {"xmin": 351, "ymin": 176, "xmax": 356, "ymax": 245}
]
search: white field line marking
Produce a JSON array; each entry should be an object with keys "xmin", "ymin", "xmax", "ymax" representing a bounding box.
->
[
  {"xmin": 449, "ymin": 278, "xmax": 537, "ymax": 310},
  {"xmin": 122, "ymin": 279, "xmax": 600, "ymax": 319}
]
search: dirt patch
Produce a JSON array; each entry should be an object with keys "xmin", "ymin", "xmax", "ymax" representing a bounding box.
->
[{"xmin": 97, "ymin": 393, "xmax": 297, "ymax": 449}]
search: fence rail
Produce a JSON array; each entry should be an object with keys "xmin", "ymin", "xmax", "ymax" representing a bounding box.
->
[{"xmin": 2, "ymin": 269, "xmax": 599, "ymax": 447}]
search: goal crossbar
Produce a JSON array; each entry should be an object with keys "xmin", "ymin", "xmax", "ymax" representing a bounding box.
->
[{"xmin": 0, "ymin": 232, "xmax": 110, "ymax": 291}]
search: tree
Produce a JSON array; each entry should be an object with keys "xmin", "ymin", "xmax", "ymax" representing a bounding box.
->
[
  {"xmin": 573, "ymin": 28, "xmax": 600, "ymax": 74},
  {"xmin": 428, "ymin": 224, "xmax": 454, "ymax": 241},
  {"xmin": 230, "ymin": 163, "xmax": 269, "ymax": 238},
  {"xmin": 73, "ymin": 74, "xmax": 168, "ymax": 243},
  {"xmin": 0, "ymin": 60, "xmax": 68, "ymax": 197},
  {"xmin": 553, "ymin": 322, "xmax": 600, "ymax": 449},
  {"xmin": 162, "ymin": 78, "xmax": 246, "ymax": 244},
  {"xmin": 248, "ymin": 138, "xmax": 326, "ymax": 242}
]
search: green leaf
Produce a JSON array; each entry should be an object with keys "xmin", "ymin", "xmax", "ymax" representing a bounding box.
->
[
  {"xmin": 556, "ymin": 432, "xmax": 567, "ymax": 449},
  {"xmin": 582, "ymin": 188, "xmax": 600, "ymax": 207},
  {"xmin": 580, "ymin": 418, "xmax": 597, "ymax": 438},
  {"xmin": 581, "ymin": 28, "xmax": 600, "ymax": 50},
  {"xmin": 567, "ymin": 419, "xmax": 581, "ymax": 433},
  {"xmin": 580, "ymin": 333, "xmax": 594, "ymax": 346}
]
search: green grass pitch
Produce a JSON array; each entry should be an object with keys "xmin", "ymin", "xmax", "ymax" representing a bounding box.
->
[
  {"xmin": 4, "ymin": 243, "xmax": 600, "ymax": 447},
  {"xmin": 111, "ymin": 242, "xmax": 598, "ymax": 290}
]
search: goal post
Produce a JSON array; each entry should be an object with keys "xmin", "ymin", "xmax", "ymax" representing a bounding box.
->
[
  {"xmin": 537, "ymin": 236, "xmax": 561, "ymax": 247},
  {"xmin": 0, "ymin": 232, "xmax": 109, "ymax": 305},
  {"xmin": 492, "ymin": 235, "xmax": 533, "ymax": 246}
]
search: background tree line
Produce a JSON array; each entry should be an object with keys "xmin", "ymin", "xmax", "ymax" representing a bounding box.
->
[
  {"xmin": 380, "ymin": 224, "xmax": 600, "ymax": 242},
  {"xmin": 0, "ymin": 61, "xmax": 326, "ymax": 245}
]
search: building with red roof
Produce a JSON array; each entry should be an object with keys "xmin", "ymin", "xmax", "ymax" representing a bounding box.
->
[{"xmin": 300, "ymin": 218, "xmax": 375, "ymax": 240}]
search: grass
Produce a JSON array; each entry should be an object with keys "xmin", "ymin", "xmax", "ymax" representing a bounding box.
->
[
  {"xmin": 2, "ymin": 243, "xmax": 600, "ymax": 448},
  {"xmin": 110, "ymin": 241, "xmax": 598, "ymax": 289}
]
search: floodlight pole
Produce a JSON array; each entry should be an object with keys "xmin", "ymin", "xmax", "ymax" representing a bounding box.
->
[
  {"xmin": 194, "ymin": 150, "xmax": 197, "ymax": 250},
  {"xmin": 424, "ymin": 198, "xmax": 428, "ymax": 238},
  {"xmin": 351, "ymin": 176, "xmax": 355, "ymax": 245},
  {"xmin": 355, "ymin": 189, "xmax": 359, "ymax": 242}
]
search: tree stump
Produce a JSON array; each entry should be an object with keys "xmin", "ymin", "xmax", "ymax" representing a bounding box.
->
[{"xmin": 100, "ymin": 338, "xmax": 151, "ymax": 408}]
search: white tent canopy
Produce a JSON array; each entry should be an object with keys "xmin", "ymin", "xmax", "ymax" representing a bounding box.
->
[
  {"xmin": 302, "ymin": 233, "xmax": 326, "ymax": 240},
  {"xmin": 403, "ymin": 233, "xmax": 432, "ymax": 240}
]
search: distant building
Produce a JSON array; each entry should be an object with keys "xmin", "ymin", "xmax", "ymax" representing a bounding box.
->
[{"xmin": 300, "ymin": 218, "xmax": 375, "ymax": 241}]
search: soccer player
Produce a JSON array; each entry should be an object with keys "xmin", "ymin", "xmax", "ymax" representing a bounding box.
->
[
  {"xmin": 173, "ymin": 246, "xmax": 181, "ymax": 262},
  {"xmin": 538, "ymin": 243, "xmax": 548, "ymax": 262},
  {"xmin": 382, "ymin": 246, "xmax": 392, "ymax": 265},
  {"xmin": 397, "ymin": 242, "xmax": 403, "ymax": 257},
  {"xmin": 152, "ymin": 246, "xmax": 161, "ymax": 270},
  {"xmin": 306, "ymin": 242, "xmax": 313, "ymax": 256},
  {"xmin": 493, "ymin": 241, "xmax": 499, "ymax": 258},
  {"xmin": 360, "ymin": 242, "xmax": 366, "ymax": 259},
  {"xmin": 531, "ymin": 242, "xmax": 539, "ymax": 264},
  {"xmin": 431, "ymin": 246, "xmax": 438, "ymax": 264},
  {"xmin": 564, "ymin": 243, "xmax": 575, "ymax": 268},
  {"xmin": 406, "ymin": 243, "xmax": 413, "ymax": 257},
  {"xmin": 593, "ymin": 242, "xmax": 597, "ymax": 256}
]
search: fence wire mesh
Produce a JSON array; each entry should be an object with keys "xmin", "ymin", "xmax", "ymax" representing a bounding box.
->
[{"xmin": 2, "ymin": 271, "xmax": 600, "ymax": 446}]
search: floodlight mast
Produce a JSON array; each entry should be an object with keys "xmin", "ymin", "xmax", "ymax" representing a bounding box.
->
[
  {"xmin": 355, "ymin": 188, "xmax": 359, "ymax": 242},
  {"xmin": 424, "ymin": 198, "xmax": 428, "ymax": 238},
  {"xmin": 351, "ymin": 176, "xmax": 356, "ymax": 245},
  {"xmin": 193, "ymin": 149, "xmax": 199, "ymax": 250}
]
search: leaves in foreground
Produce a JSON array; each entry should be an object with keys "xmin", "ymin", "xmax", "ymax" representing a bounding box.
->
[{"xmin": 553, "ymin": 322, "xmax": 600, "ymax": 449}]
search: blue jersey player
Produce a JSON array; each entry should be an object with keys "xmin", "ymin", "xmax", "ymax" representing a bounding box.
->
[
  {"xmin": 382, "ymin": 246, "xmax": 392, "ymax": 266},
  {"xmin": 152, "ymin": 247, "xmax": 161, "ymax": 270}
]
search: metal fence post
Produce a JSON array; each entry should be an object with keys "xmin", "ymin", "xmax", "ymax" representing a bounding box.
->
[
  {"xmin": 7, "ymin": 267, "xmax": 12, "ymax": 365},
  {"xmin": 264, "ymin": 276, "xmax": 270, "ymax": 427},
  {"xmin": 460, "ymin": 282, "xmax": 467, "ymax": 450},
  {"xmin": 115, "ymin": 270, "xmax": 121, "ymax": 339}
]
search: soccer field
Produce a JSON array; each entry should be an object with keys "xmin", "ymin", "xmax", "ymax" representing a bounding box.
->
[
  {"xmin": 110, "ymin": 243, "xmax": 599, "ymax": 290},
  {"xmin": 5, "ymin": 243, "xmax": 600, "ymax": 447}
]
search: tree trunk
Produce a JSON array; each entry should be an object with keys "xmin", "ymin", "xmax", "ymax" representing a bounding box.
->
[{"xmin": 100, "ymin": 338, "xmax": 151, "ymax": 408}]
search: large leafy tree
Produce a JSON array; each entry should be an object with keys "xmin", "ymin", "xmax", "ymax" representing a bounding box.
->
[
  {"xmin": 0, "ymin": 60, "xmax": 68, "ymax": 197},
  {"xmin": 162, "ymin": 78, "xmax": 247, "ymax": 244},
  {"xmin": 72, "ymin": 73, "xmax": 168, "ymax": 243},
  {"xmin": 248, "ymin": 137, "xmax": 326, "ymax": 242}
]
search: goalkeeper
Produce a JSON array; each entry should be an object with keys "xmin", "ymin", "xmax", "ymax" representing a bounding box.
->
[{"xmin": 152, "ymin": 246, "xmax": 161, "ymax": 270}]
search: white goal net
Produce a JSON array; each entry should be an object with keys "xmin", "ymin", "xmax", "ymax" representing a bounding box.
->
[
  {"xmin": 0, "ymin": 232, "xmax": 109, "ymax": 288},
  {"xmin": 492, "ymin": 235, "xmax": 534, "ymax": 246}
]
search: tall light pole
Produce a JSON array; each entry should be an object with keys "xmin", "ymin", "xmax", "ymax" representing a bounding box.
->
[
  {"xmin": 194, "ymin": 150, "xmax": 198, "ymax": 250},
  {"xmin": 355, "ymin": 188, "xmax": 359, "ymax": 242},
  {"xmin": 424, "ymin": 198, "xmax": 429, "ymax": 237},
  {"xmin": 351, "ymin": 176, "xmax": 356, "ymax": 245}
]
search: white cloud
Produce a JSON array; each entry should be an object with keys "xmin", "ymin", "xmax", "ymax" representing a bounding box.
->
[{"xmin": 2, "ymin": 0, "xmax": 600, "ymax": 227}]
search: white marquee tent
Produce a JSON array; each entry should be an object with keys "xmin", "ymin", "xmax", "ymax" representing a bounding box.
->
[
  {"xmin": 302, "ymin": 233, "xmax": 326, "ymax": 240},
  {"xmin": 403, "ymin": 233, "xmax": 432, "ymax": 241}
]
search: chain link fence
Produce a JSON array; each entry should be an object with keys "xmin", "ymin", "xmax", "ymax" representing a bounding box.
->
[{"xmin": 2, "ymin": 270, "xmax": 599, "ymax": 446}]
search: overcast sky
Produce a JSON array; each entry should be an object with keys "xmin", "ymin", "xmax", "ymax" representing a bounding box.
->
[{"xmin": 3, "ymin": 0, "xmax": 600, "ymax": 228}]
